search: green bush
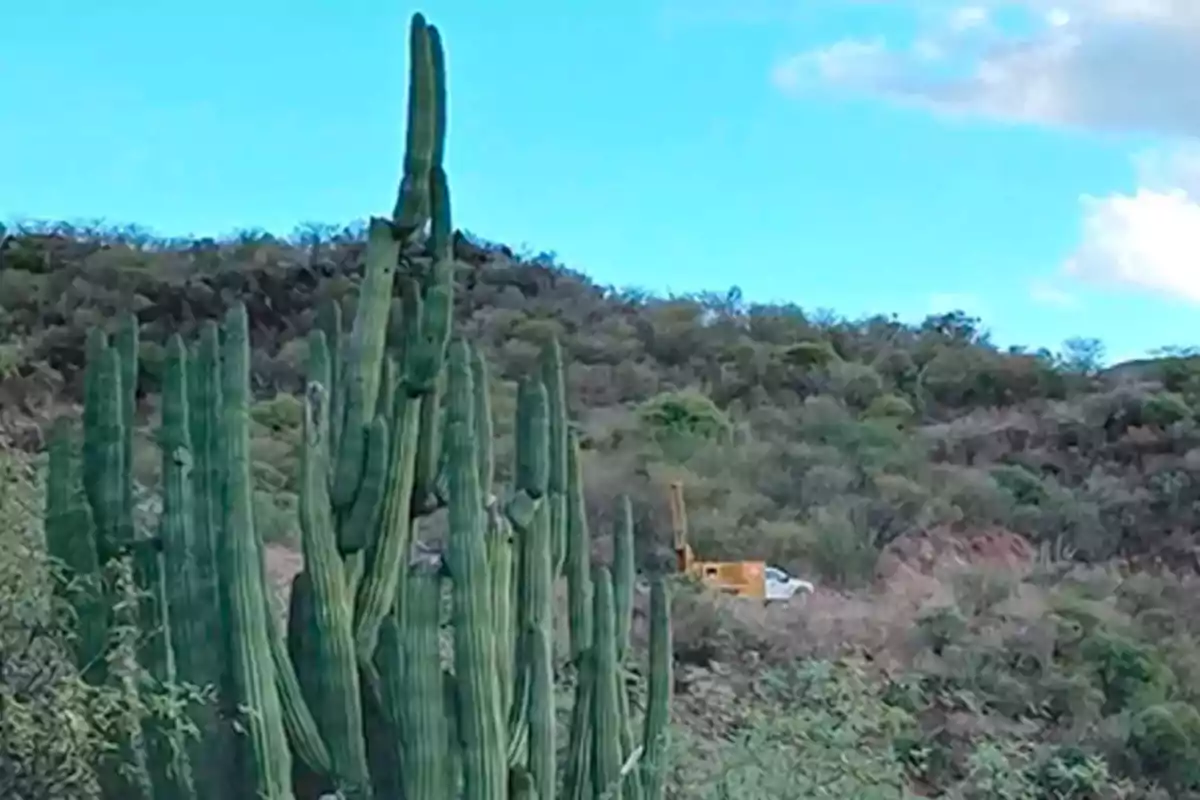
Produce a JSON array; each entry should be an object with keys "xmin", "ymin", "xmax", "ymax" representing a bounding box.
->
[
  {"xmin": 667, "ymin": 660, "xmax": 915, "ymax": 799},
  {"xmin": 0, "ymin": 443, "xmax": 206, "ymax": 799}
]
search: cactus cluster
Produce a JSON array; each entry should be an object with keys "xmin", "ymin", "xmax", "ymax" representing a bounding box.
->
[{"xmin": 42, "ymin": 11, "xmax": 672, "ymax": 800}]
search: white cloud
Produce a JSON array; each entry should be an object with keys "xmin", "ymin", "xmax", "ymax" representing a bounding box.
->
[
  {"xmin": 1064, "ymin": 183, "xmax": 1200, "ymax": 302},
  {"xmin": 773, "ymin": 1, "xmax": 1200, "ymax": 135},
  {"xmin": 1050, "ymin": 143, "xmax": 1200, "ymax": 303},
  {"xmin": 769, "ymin": 2, "xmax": 1200, "ymax": 302}
]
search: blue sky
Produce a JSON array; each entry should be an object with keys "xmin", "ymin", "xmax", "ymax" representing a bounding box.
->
[{"xmin": 3, "ymin": 1, "xmax": 1199, "ymax": 363}]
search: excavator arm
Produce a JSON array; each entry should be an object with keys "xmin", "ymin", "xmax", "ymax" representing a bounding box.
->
[{"xmin": 667, "ymin": 479, "xmax": 694, "ymax": 573}]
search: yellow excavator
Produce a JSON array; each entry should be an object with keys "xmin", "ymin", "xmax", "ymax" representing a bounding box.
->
[{"xmin": 667, "ymin": 479, "xmax": 814, "ymax": 600}]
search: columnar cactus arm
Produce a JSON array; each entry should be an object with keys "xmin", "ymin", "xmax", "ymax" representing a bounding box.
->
[
  {"xmin": 82, "ymin": 324, "xmax": 153, "ymax": 800},
  {"xmin": 639, "ymin": 579, "xmax": 673, "ymax": 800},
  {"xmin": 471, "ymin": 347, "xmax": 495, "ymax": 500},
  {"xmin": 157, "ymin": 336, "xmax": 195, "ymax": 657},
  {"xmin": 390, "ymin": 560, "xmax": 451, "ymax": 800},
  {"xmin": 148, "ymin": 335, "xmax": 199, "ymax": 800},
  {"xmin": 334, "ymin": 217, "xmax": 402, "ymax": 513},
  {"xmin": 566, "ymin": 432, "xmax": 593, "ymax": 663},
  {"xmin": 527, "ymin": 497, "xmax": 556, "ymax": 800},
  {"xmin": 541, "ymin": 339, "xmax": 569, "ymax": 574},
  {"xmin": 85, "ymin": 346, "xmax": 125, "ymax": 558},
  {"xmin": 340, "ymin": 415, "xmax": 389, "ymax": 555},
  {"xmin": 268, "ymin": 583, "xmax": 335, "ymax": 784},
  {"xmin": 353, "ymin": 388, "xmax": 421, "ymax": 659},
  {"xmin": 393, "ymin": 12, "xmax": 438, "ymax": 237},
  {"xmin": 613, "ymin": 496, "xmax": 643, "ymax": 800},
  {"xmin": 515, "ymin": 378, "xmax": 549, "ymax": 500},
  {"xmin": 114, "ymin": 311, "xmax": 138, "ymax": 548},
  {"xmin": 613, "ymin": 496, "xmax": 635, "ymax": 660},
  {"xmin": 81, "ymin": 328, "xmax": 107, "ymax": 522},
  {"xmin": 445, "ymin": 339, "xmax": 506, "ymax": 800},
  {"xmin": 296, "ymin": 331, "xmax": 372, "ymax": 798},
  {"xmin": 411, "ymin": 283, "xmax": 453, "ymax": 511},
  {"xmin": 562, "ymin": 643, "xmax": 595, "ymax": 800},
  {"xmin": 505, "ymin": 378, "xmax": 550, "ymax": 758},
  {"xmin": 486, "ymin": 505, "xmax": 516, "ymax": 724},
  {"xmin": 428, "ymin": 22, "xmax": 447, "ymax": 178},
  {"xmin": 180, "ymin": 322, "xmax": 238, "ymax": 800},
  {"xmin": 219, "ymin": 303, "xmax": 294, "ymax": 799},
  {"xmin": 590, "ymin": 567, "xmax": 624, "ymax": 800},
  {"xmin": 317, "ymin": 297, "xmax": 344, "ymax": 462}
]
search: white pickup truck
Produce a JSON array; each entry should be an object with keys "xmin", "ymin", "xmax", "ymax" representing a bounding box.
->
[{"xmin": 764, "ymin": 566, "xmax": 815, "ymax": 601}]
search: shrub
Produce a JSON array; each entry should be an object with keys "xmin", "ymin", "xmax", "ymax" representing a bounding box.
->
[
  {"xmin": 667, "ymin": 660, "xmax": 915, "ymax": 799},
  {"xmin": 0, "ymin": 442, "xmax": 204, "ymax": 799}
]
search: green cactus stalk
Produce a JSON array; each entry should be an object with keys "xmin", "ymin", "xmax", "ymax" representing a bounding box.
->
[
  {"xmin": 612, "ymin": 495, "xmax": 642, "ymax": 800},
  {"xmin": 219, "ymin": 303, "xmax": 294, "ymax": 799},
  {"xmin": 114, "ymin": 312, "xmax": 138, "ymax": 543},
  {"xmin": 613, "ymin": 497, "xmax": 635, "ymax": 660},
  {"xmin": 352, "ymin": 380, "xmax": 420, "ymax": 659},
  {"xmin": 269, "ymin": 578, "xmax": 335, "ymax": 795},
  {"xmin": 80, "ymin": 337, "xmax": 154, "ymax": 798},
  {"xmin": 541, "ymin": 339, "xmax": 569, "ymax": 575},
  {"xmin": 182, "ymin": 322, "xmax": 239, "ymax": 800},
  {"xmin": 445, "ymin": 339, "xmax": 506, "ymax": 800},
  {"xmin": 591, "ymin": 566, "xmax": 624, "ymax": 800},
  {"xmin": 85, "ymin": 346, "xmax": 125, "ymax": 559},
  {"xmin": 411, "ymin": 166, "xmax": 455, "ymax": 514},
  {"xmin": 332, "ymin": 218, "xmax": 401, "ymax": 519},
  {"xmin": 527, "ymin": 496, "xmax": 556, "ymax": 800},
  {"xmin": 389, "ymin": 559, "xmax": 451, "ymax": 800},
  {"xmin": 339, "ymin": 415, "xmax": 389, "ymax": 556},
  {"xmin": 515, "ymin": 379, "xmax": 549, "ymax": 501},
  {"xmin": 155, "ymin": 337, "xmax": 192, "ymax": 666},
  {"xmin": 141, "ymin": 335, "xmax": 197, "ymax": 800},
  {"xmin": 504, "ymin": 377, "xmax": 549, "ymax": 763},
  {"xmin": 296, "ymin": 331, "xmax": 372, "ymax": 798},
  {"xmin": 280, "ymin": 570, "xmax": 340, "ymax": 799},
  {"xmin": 639, "ymin": 579, "xmax": 673, "ymax": 800},
  {"xmin": 472, "ymin": 347, "xmax": 495, "ymax": 502},
  {"xmin": 566, "ymin": 432, "xmax": 593, "ymax": 664},
  {"xmin": 317, "ymin": 297, "xmax": 345, "ymax": 461},
  {"xmin": 487, "ymin": 505, "xmax": 516, "ymax": 723},
  {"xmin": 81, "ymin": 328, "xmax": 108, "ymax": 528},
  {"xmin": 393, "ymin": 12, "xmax": 438, "ymax": 237},
  {"xmin": 562, "ymin": 643, "xmax": 595, "ymax": 800},
  {"xmin": 410, "ymin": 296, "xmax": 452, "ymax": 513},
  {"xmin": 562, "ymin": 435, "xmax": 595, "ymax": 800}
]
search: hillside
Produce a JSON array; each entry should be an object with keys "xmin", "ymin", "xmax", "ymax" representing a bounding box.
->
[{"xmin": 6, "ymin": 220, "xmax": 1200, "ymax": 798}]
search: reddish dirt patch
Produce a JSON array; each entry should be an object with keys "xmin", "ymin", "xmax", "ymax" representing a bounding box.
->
[
  {"xmin": 874, "ymin": 525, "xmax": 1034, "ymax": 602},
  {"xmin": 877, "ymin": 525, "xmax": 1033, "ymax": 580}
]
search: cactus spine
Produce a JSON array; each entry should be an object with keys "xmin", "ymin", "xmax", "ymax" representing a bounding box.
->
[{"xmin": 42, "ymin": 10, "xmax": 673, "ymax": 800}]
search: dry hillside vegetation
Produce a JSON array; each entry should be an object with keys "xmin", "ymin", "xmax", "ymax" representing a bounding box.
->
[{"xmin": 7, "ymin": 221, "xmax": 1200, "ymax": 797}]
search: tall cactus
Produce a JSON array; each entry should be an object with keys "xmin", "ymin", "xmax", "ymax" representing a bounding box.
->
[
  {"xmin": 43, "ymin": 11, "xmax": 673, "ymax": 800},
  {"xmin": 181, "ymin": 322, "xmax": 239, "ymax": 800},
  {"xmin": 221, "ymin": 303, "xmax": 294, "ymax": 798},
  {"xmin": 297, "ymin": 332, "xmax": 372, "ymax": 798}
]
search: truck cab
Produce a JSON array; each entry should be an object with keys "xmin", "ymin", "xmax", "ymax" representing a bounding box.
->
[{"xmin": 764, "ymin": 566, "xmax": 815, "ymax": 601}]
